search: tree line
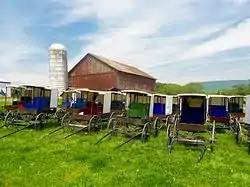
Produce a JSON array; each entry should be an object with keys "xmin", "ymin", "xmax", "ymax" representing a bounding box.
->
[{"xmin": 156, "ymin": 82, "xmax": 250, "ymax": 95}]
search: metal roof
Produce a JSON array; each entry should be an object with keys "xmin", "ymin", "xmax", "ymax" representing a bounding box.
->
[
  {"xmin": 6, "ymin": 85, "xmax": 20, "ymax": 88},
  {"xmin": 207, "ymin": 94, "xmax": 231, "ymax": 98},
  {"xmin": 69, "ymin": 53, "xmax": 156, "ymax": 80},
  {"xmin": 75, "ymin": 88, "xmax": 106, "ymax": 94},
  {"xmin": 228, "ymin": 95, "xmax": 246, "ymax": 98},
  {"xmin": 151, "ymin": 93, "xmax": 172, "ymax": 97},
  {"xmin": 64, "ymin": 89, "xmax": 81, "ymax": 93},
  {"xmin": 177, "ymin": 93, "xmax": 207, "ymax": 97},
  {"xmin": 91, "ymin": 54, "xmax": 156, "ymax": 79},
  {"xmin": 121, "ymin": 90, "xmax": 150, "ymax": 95},
  {"xmin": 20, "ymin": 84, "xmax": 47, "ymax": 89},
  {"xmin": 0, "ymin": 80, "xmax": 11, "ymax": 84},
  {"xmin": 107, "ymin": 91, "xmax": 124, "ymax": 95}
]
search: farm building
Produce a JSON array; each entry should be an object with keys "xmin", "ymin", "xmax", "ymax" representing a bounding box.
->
[{"xmin": 68, "ymin": 53, "xmax": 156, "ymax": 92}]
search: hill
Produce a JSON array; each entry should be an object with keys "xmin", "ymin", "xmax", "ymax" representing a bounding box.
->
[{"xmin": 201, "ymin": 79, "xmax": 249, "ymax": 91}]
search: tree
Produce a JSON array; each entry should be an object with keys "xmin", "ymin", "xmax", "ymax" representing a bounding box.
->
[
  {"xmin": 182, "ymin": 82, "xmax": 204, "ymax": 93},
  {"xmin": 156, "ymin": 82, "xmax": 204, "ymax": 95},
  {"xmin": 156, "ymin": 81, "xmax": 250, "ymax": 96}
]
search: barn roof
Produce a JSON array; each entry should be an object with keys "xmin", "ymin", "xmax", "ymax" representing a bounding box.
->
[{"xmin": 69, "ymin": 53, "xmax": 156, "ymax": 80}]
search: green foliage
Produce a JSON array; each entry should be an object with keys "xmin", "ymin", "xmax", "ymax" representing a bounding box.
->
[
  {"xmin": 216, "ymin": 84, "xmax": 250, "ymax": 95},
  {"xmin": 157, "ymin": 82, "xmax": 250, "ymax": 96},
  {"xmin": 0, "ymin": 126, "xmax": 249, "ymax": 186},
  {"xmin": 202, "ymin": 79, "xmax": 249, "ymax": 91},
  {"xmin": 156, "ymin": 82, "xmax": 205, "ymax": 95}
]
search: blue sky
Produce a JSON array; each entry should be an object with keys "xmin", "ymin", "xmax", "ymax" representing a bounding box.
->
[{"xmin": 1, "ymin": 0, "xmax": 250, "ymax": 85}]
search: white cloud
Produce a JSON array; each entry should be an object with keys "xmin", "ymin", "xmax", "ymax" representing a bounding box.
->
[
  {"xmin": 50, "ymin": 0, "xmax": 250, "ymax": 83},
  {"xmin": 179, "ymin": 19, "xmax": 250, "ymax": 61},
  {"xmin": 2, "ymin": 0, "xmax": 250, "ymax": 85},
  {"xmin": 50, "ymin": 0, "xmax": 196, "ymax": 27},
  {"xmin": 54, "ymin": 0, "xmax": 229, "ymax": 70}
]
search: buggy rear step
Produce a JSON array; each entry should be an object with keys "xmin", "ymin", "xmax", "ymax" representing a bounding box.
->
[
  {"xmin": 175, "ymin": 138, "xmax": 205, "ymax": 145},
  {"xmin": 215, "ymin": 126, "xmax": 230, "ymax": 130},
  {"xmin": 68, "ymin": 124, "xmax": 88, "ymax": 128}
]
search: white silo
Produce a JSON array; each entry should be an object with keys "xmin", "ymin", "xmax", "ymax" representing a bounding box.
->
[{"xmin": 48, "ymin": 43, "xmax": 68, "ymax": 92}]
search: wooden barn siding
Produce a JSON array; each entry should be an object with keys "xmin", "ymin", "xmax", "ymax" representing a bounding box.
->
[
  {"xmin": 69, "ymin": 73, "xmax": 116, "ymax": 90},
  {"xmin": 117, "ymin": 72, "xmax": 156, "ymax": 92},
  {"xmin": 68, "ymin": 55, "xmax": 116, "ymax": 89},
  {"xmin": 69, "ymin": 55, "xmax": 114, "ymax": 76},
  {"xmin": 69, "ymin": 55, "xmax": 156, "ymax": 92}
]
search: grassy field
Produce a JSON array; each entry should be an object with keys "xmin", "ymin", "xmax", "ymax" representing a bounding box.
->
[{"xmin": 0, "ymin": 124, "xmax": 249, "ymax": 187}]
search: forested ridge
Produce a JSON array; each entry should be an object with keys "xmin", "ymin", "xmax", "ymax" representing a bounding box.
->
[{"xmin": 156, "ymin": 82, "xmax": 250, "ymax": 95}]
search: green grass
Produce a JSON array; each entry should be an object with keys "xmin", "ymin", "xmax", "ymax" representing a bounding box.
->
[{"xmin": 0, "ymin": 125, "xmax": 249, "ymax": 187}]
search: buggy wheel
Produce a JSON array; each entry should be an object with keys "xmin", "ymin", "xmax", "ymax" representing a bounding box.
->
[
  {"xmin": 88, "ymin": 115, "xmax": 99, "ymax": 132},
  {"xmin": 3, "ymin": 111, "xmax": 14, "ymax": 127},
  {"xmin": 107, "ymin": 118, "xmax": 117, "ymax": 130},
  {"xmin": 166, "ymin": 124, "xmax": 174, "ymax": 153},
  {"xmin": 153, "ymin": 117, "xmax": 160, "ymax": 138},
  {"xmin": 64, "ymin": 119, "xmax": 74, "ymax": 132},
  {"xmin": 210, "ymin": 120, "xmax": 216, "ymax": 152},
  {"xmin": 54, "ymin": 108, "xmax": 66, "ymax": 122},
  {"xmin": 61, "ymin": 112, "xmax": 70, "ymax": 126},
  {"xmin": 160, "ymin": 115, "xmax": 170, "ymax": 131},
  {"xmin": 141, "ymin": 122, "xmax": 150, "ymax": 143},
  {"xmin": 167, "ymin": 115, "xmax": 178, "ymax": 154},
  {"xmin": 109, "ymin": 112, "xmax": 116, "ymax": 121},
  {"xmin": 235, "ymin": 121, "xmax": 242, "ymax": 146},
  {"xmin": 35, "ymin": 113, "xmax": 46, "ymax": 130}
]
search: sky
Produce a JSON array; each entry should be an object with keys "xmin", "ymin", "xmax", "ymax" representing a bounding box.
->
[{"xmin": 0, "ymin": 0, "xmax": 250, "ymax": 85}]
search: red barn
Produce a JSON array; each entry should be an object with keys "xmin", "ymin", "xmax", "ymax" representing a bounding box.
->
[{"xmin": 68, "ymin": 53, "xmax": 156, "ymax": 92}]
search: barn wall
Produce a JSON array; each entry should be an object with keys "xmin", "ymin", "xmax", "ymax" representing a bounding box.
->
[
  {"xmin": 117, "ymin": 72, "xmax": 156, "ymax": 92},
  {"xmin": 69, "ymin": 55, "xmax": 114, "ymax": 76},
  {"xmin": 69, "ymin": 54, "xmax": 156, "ymax": 92},
  {"xmin": 68, "ymin": 55, "xmax": 116, "ymax": 90},
  {"xmin": 69, "ymin": 73, "xmax": 116, "ymax": 90}
]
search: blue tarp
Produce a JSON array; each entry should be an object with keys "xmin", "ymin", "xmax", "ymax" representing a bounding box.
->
[
  {"xmin": 180, "ymin": 99, "xmax": 206, "ymax": 124},
  {"xmin": 209, "ymin": 105, "xmax": 228, "ymax": 117},
  {"xmin": 24, "ymin": 97, "xmax": 50, "ymax": 111},
  {"xmin": 153, "ymin": 103, "xmax": 165, "ymax": 115}
]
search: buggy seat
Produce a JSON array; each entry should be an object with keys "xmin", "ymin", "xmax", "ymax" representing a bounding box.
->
[
  {"xmin": 79, "ymin": 101, "xmax": 102, "ymax": 115},
  {"xmin": 111, "ymin": 100, "xmax": 124, "ymax": 111},
  {"xmin": 209, "ymin": 105, "xmax": 228, "ymax": 117},
  {"xmin": 153, "ymin": 103, "xmax": 165, "ymax": 115},
  {"xmin": 179, "ymin": 97, "xmax": 206, "ymax": 125},
  {"xmin": 126, "ymin": 102, "xmax": 149, "ymax": 118},
  {"xmin": 71, "ymin": 98, "xmax": 87, "ymax": 109},
  {"xmin": 208, "ymin": 105, "xmax": 229, "ymax": 123},
  {"xmin": 228, "ymin": 103, "xmax": 243, "ymax": 113},
  {"xmin": 22, "ymin": 97, "xmax": 50, "ymax": 112}
]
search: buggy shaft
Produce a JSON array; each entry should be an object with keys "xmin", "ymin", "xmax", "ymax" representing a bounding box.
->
[
  {"xmin": 114, "ymin": 132, "xmax": 142, "ymax": 150},
  {"xmin": 0, "ymin": 125, "xmax": 31, "ymax": 139},
  {"xmin": 95, "ymin": 128, "xmax": 118, "ymax": 145},
  {"xmin": 61, "ymin": 126, "xmax": 89, "ymax": 140}
]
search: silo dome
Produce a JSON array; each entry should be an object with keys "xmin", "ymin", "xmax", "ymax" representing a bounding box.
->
[
  {"xmin": 48, "ymin": 43, "xmax": 68, "ymax": 92},
  {"xmin": 48, "ymin": 43, "xmax": 67, "ymax": 51}
]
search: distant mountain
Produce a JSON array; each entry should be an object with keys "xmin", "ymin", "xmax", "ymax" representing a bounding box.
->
[{"xmin": 201, "ymin": 80, "xmax": 249, "ymax": 91}]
